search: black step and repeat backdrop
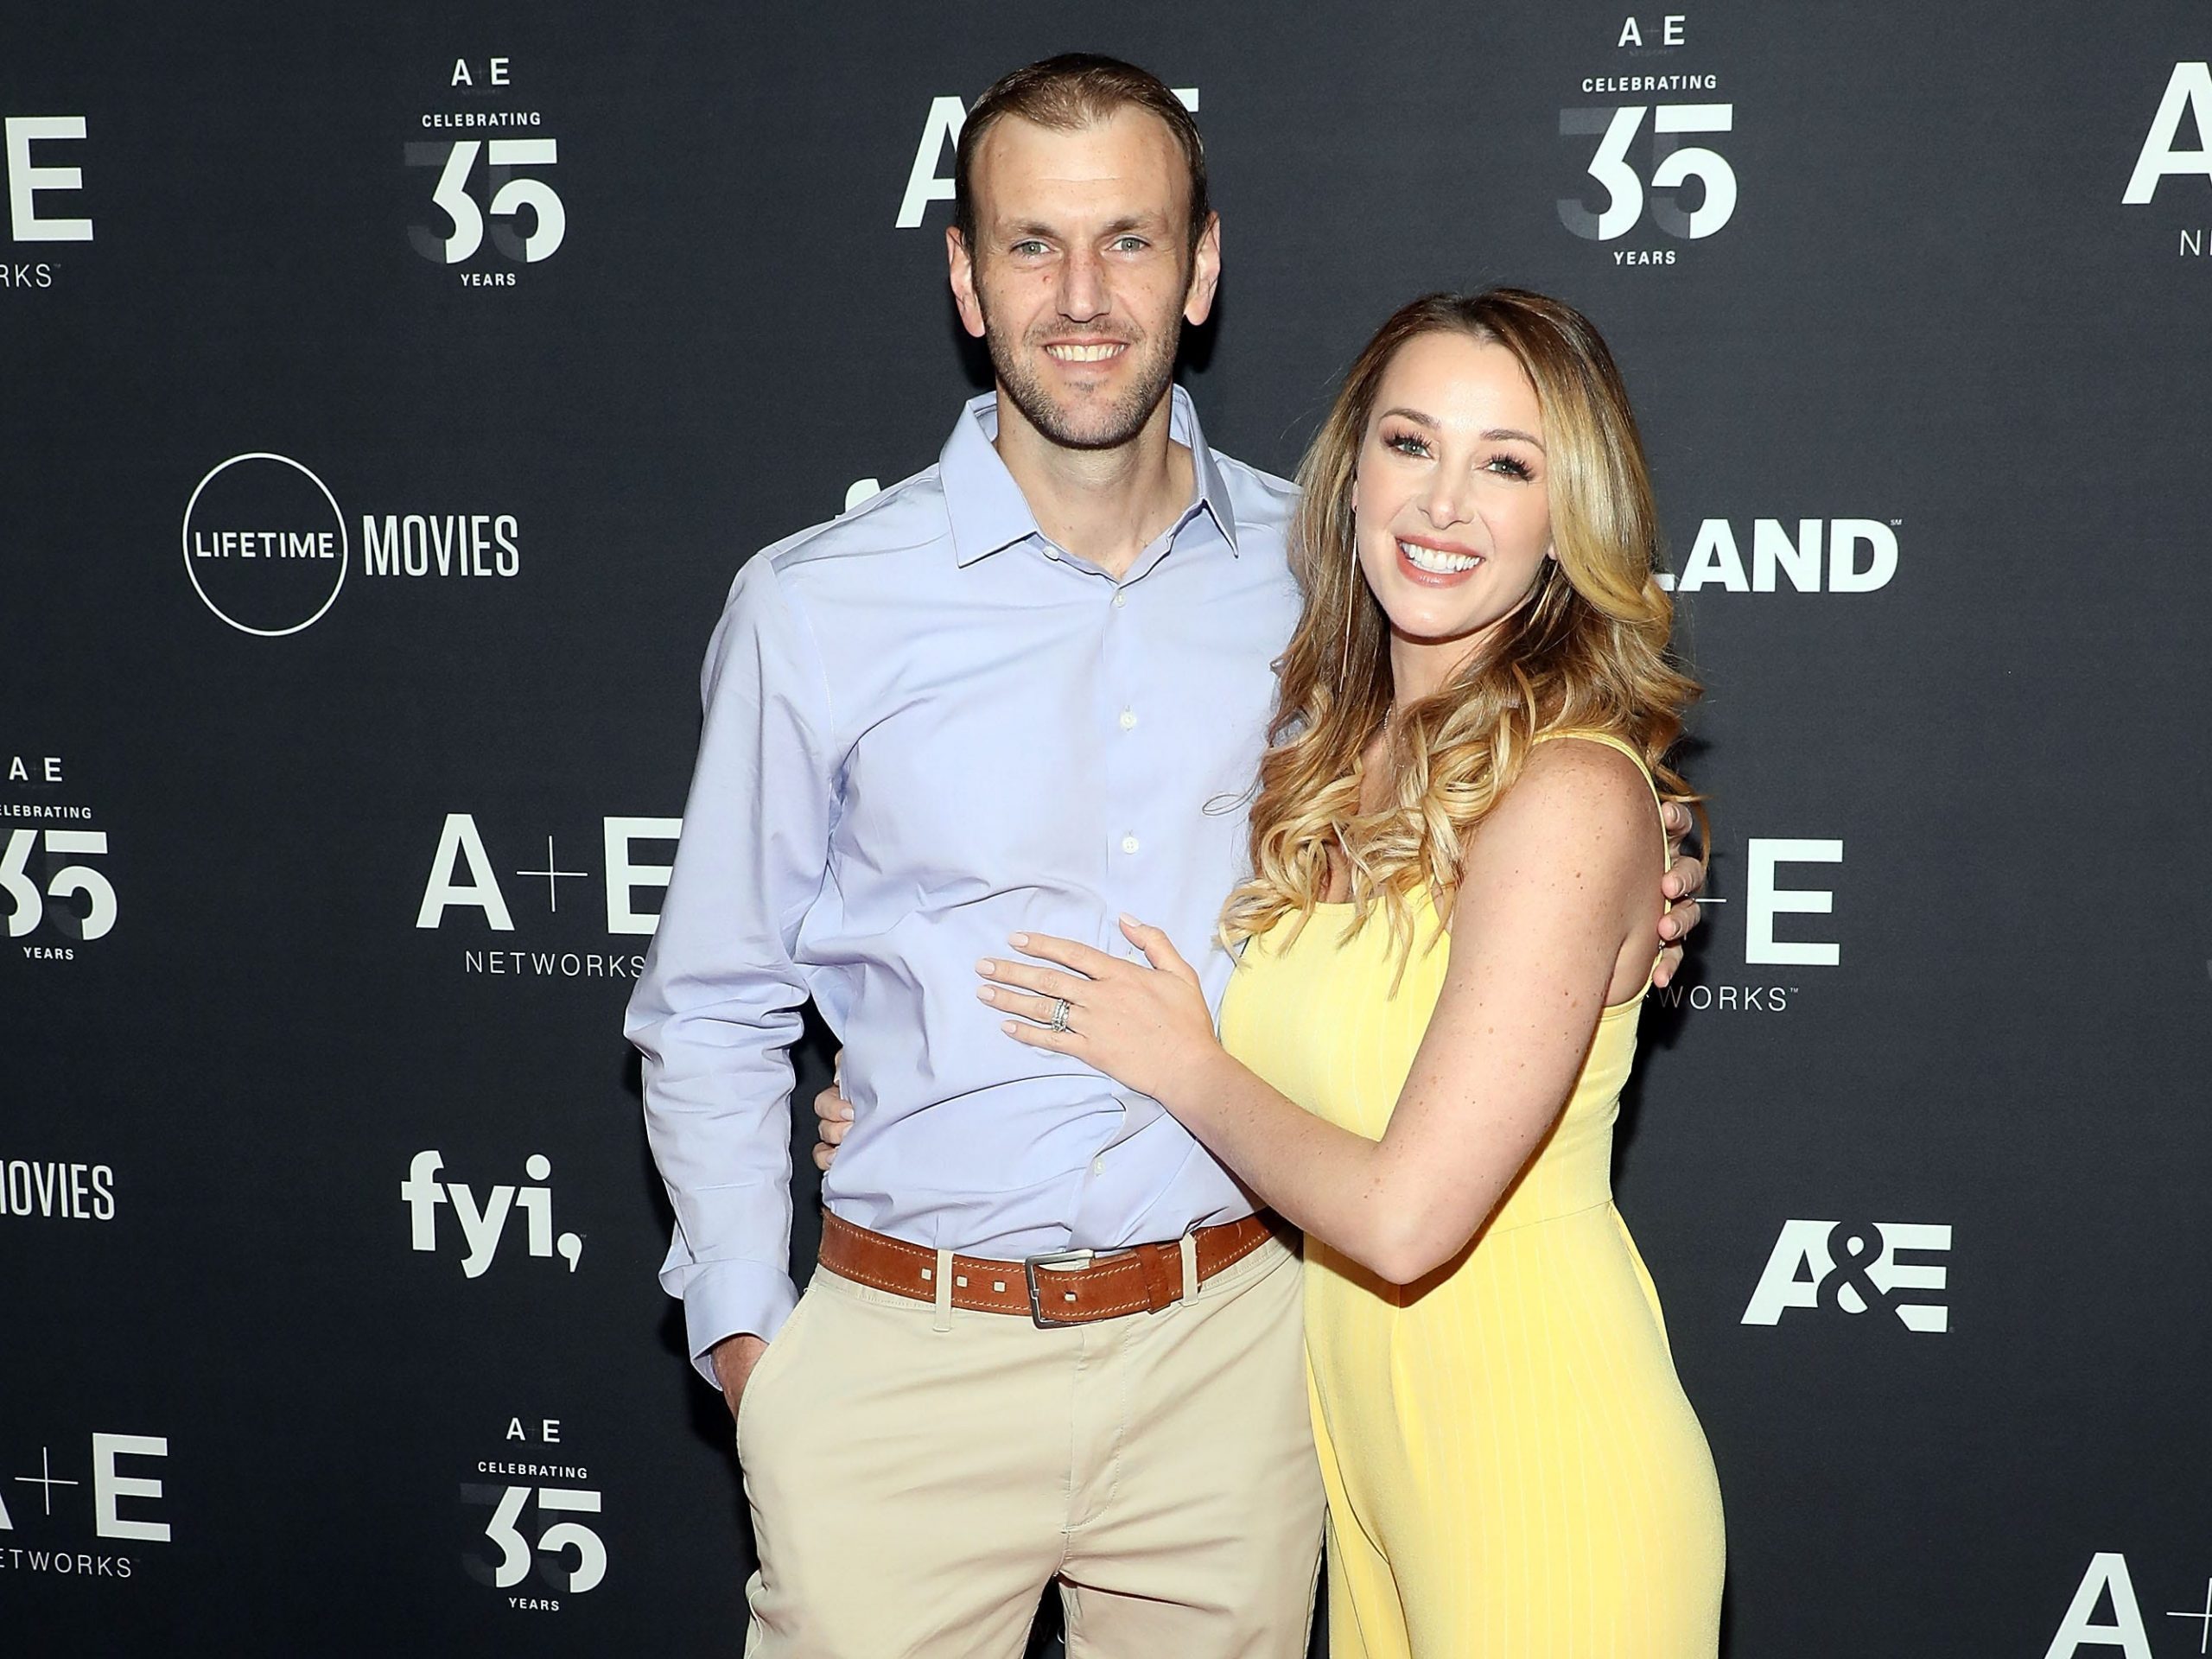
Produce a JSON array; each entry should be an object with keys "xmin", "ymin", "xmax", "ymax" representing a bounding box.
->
[{"xmin": 6, "ymin": 3, "xmax": 2209, "ymax": 1655}]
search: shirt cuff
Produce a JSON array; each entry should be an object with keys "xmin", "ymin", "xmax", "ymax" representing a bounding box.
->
[{"xmin": 679, "ymin": 1258, "xmax": 800, "ymax": 1389}]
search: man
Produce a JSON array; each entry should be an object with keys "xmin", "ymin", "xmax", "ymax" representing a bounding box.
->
[{"xmin": 627, "ymin": 54, "xmax": 1702, "ymax": 1658}]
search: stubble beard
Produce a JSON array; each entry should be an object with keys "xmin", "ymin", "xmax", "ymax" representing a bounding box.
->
[{"xmin": 981, "ymin": 299, "xmax": 1182, "ymax": 453}]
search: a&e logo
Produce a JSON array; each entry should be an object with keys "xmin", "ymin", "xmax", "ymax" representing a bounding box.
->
[
  {"xmin": 402, "ymin": 1152, "xmax": 582, "ymax": 1278},
  {"xmin": 1741, "ymin": 1219, "xmax": 1951, "ymax": 1332}
]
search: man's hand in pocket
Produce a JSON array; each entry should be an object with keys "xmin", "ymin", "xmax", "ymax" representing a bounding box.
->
[{"xmin": 711, "ymin": 1332, "xmax": 770, "ymax": 1423}]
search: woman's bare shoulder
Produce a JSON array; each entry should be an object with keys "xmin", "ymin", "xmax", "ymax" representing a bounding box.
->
[{"xmin": 1483, "ymin": 735, "xmax": 1657, "ymax": 855}]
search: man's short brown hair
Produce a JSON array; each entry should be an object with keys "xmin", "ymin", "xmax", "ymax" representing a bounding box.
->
[{"xmin": 952, "ymin": 54, "xmax": 1211, "ymax": 264}]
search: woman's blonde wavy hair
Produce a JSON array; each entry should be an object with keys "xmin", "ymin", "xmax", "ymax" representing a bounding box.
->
[{"xmin": 1219, "ymin": 289, "xmax": 1701, "ymax": 969}]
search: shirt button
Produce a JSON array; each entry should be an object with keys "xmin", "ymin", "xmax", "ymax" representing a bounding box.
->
[
  {"xmin": 1111, "ymin": 590, "xmax": 1128, "ymax": 607},
  {"xmin": 1119, "ymin": 709, "xmax": 1137, "ymax": 731},
  {"xmin": 1121, "ymin": 835, "xmax": 1140, "ymax": 855},
  {"xmin": 1090, "ymin": 1158, "xmax": 1105, "ymax": 1176}
]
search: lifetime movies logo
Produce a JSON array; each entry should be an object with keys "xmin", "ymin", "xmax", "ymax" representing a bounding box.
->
[
  {"xmin": 181, "ymin": 454, "xmax": 523, "ymax": 636},
  {"xmin": 406, "ymin": 56, "xmax": 563, "ymax": 287},
  {"xmin": 1741, "ymin": 1218, "xmax": 1951, "ymax": 1332},
  {"xmin": 0, "ymin": 1157, "xmax": 115, "ymax": 1222},
  {"xmin": 1558, "ymin": 12, "xmax": 1735, "ymax": 265},
  {"xmin": 4, "ymin": 752, "xmax": 118, "ymax": 963},
  {"xmin": 0, "ymin": 1432, "xmax": 170, "ymax": 1580},
  {"xmin": 415, "ymin": 811, "xmax": 675, "ymax": 978},
  {"xmin": 461, "ymin": 1416, "xmax": 605, "ymax": 1614},
  {"xmin": 4, "ymin": 111, "xmax": 91, "ymax": 290}
]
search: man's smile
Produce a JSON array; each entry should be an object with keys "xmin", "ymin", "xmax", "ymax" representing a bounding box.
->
[{"xmin": 1043, "ymin": 340, "xmax": 1129, "ymax": 363}]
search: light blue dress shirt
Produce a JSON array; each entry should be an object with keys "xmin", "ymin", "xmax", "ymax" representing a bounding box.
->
[{"xmin": 626, "ymin": 387, "xmax": 1301, "ymax": 1380}]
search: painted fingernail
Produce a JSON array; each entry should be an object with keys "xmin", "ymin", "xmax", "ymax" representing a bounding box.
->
[
  {"xmin": 977, "ymin": 985, "xmax": 995, "ymax": 1001},
  {"xmin": 976, "ymin": 957, "xmax": 995, "ymax": 974},
  {"xmin": 1010, "ymin": 932, "xmax": 1029, "ymax": 948},
  {"xmin": 1001, "ymin": 1020, "xmax": 1019, "ymax": 1034}
]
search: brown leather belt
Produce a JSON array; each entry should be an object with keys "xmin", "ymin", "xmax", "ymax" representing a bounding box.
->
[{"xmin": 817, "ymin": 1209, "xmax": 1283, "ymax": 1326}]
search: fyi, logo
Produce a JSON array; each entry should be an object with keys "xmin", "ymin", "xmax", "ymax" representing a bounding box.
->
[{"xmin": 401, "ymin": 1152, "xmax": 582, "ymax": 1278}]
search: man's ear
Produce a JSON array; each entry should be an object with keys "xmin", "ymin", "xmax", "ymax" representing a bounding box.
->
[
  {"xmin": 948, "ymin": 226, "xmax": 986, "ymax": 340},
  {"xmin": 1182, "ymin": 212, "xmax": 1223, "ymax": 327}
]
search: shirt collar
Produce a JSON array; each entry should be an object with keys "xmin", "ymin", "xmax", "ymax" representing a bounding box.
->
[{"xmin": 941, "ymin": 384, "xmax": 1243, "ymax": 569}]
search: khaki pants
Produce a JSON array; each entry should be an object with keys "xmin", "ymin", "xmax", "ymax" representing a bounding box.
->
[{"xmin": 735, "ymin": 1232, "xmax": 1323, "ymax": 1658}]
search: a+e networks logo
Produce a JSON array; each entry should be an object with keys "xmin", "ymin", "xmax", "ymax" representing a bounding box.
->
[
  {"xmin": 5, "ymin": 111, "xmax": 91, "ymax": 289},
  {"xmin": 0, "ymin": 1431, "xmax": 170, "ymax": 1581},
  {"xmin": 2122, "ymin": 60, "xmax": 2212, "ymax": 261}
]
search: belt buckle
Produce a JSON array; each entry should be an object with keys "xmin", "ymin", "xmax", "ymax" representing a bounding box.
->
[{"xmin": 1023, "ymin": 1249, "xmax": 1096, "ymax": 1327}]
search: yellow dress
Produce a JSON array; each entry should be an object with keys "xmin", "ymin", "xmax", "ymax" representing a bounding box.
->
[{"xmin": 1217, "ymin": 732, "xmax": 1725, "ymax": 1658}]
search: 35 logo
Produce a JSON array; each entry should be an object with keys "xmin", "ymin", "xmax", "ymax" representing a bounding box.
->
[
  {"xmin": 3, "ymin": 828, "xmax": 116, "ymax": 943},
  {"xmin": 406, "ymin": 139, "xmax": 565, "ymax": 264},
  {"xmin": 461, "ymin": 1482, "xmax": 604, "ymax": 1597},
  {"xmin": 1741, "ymin": 1219, "xmax": 1950, "ymax": 1332},
  {"xmin": 1559, "ymin": 104, "xmax": 1736, "ymax": 240}
]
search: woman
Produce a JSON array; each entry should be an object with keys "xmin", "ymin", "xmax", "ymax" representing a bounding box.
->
[{"xmin": 974, "ymin": 289, "xmax": 1726, "ymax": 1656}]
